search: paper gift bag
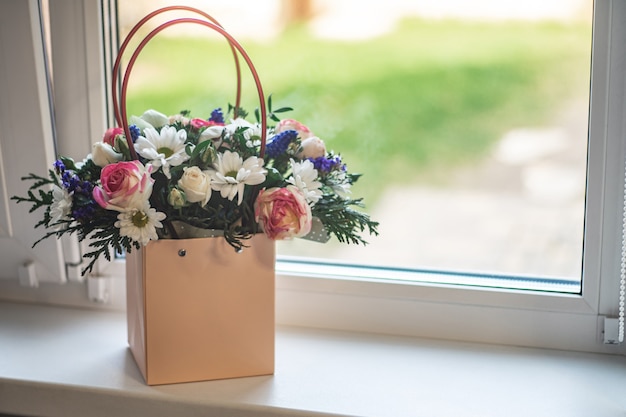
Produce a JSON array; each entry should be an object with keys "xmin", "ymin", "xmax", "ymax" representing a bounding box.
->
[{"xmin": 125, "ymin": 233, "xmax": 275, "ymax": 385}]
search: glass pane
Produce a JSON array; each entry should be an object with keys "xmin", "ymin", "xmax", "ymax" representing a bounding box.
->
[{"xmin": 118, "ymin": 1, "xmax": 592, "ymax": 291}]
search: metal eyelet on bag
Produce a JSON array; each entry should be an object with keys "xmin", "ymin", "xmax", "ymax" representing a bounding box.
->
[{"xmin": 178, "ymin": 249, "xmax": 186, "ymax": 257}]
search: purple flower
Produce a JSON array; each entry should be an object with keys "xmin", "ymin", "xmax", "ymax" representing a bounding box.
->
[
  {"xmin": 61, "ymin": 172, "xmax": 74, "ymax": 189},
  {"xmin": 53, "ymin": 160, "xmax": 65, "ymax": 174},
  {"xmin": 129, "ymin": 125, "xmax": 141, "ymax": 142},
  {"xmin": 72, "ymin": 202, "xmax": 97, "ymax": 222},
  {"xmin": 308, "ymin": 155, "xmax": 345, "ymax": 174},
  {"xmin": 266, "ymin": 130, "xmax": 298, "ymax": 159},
  {"xmin": 209, "ymin": 108, "xmax": 225, "ymax": 124}
]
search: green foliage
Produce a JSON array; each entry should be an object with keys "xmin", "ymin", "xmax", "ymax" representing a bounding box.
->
[
  {"xmin": 12, "ymin": 172, "xmax": 57, "ymax": 213},
  {"xmin": 266, "ymin": 94, "xmax": 294, "ymax": 122},
  {"xmin": 312, "ymin": 167, "xmax": 379, "ymax": 243},
  {"xmin": 82, "ymin": 226, "xmax": 139, "ymax": 275},
  {"xmin": 312, "ymin": 195, "xmax": 379, "ymax": 245},
  {"xmin": 11, "ymin": 161, "xmax": 128, "ymax": 275}
]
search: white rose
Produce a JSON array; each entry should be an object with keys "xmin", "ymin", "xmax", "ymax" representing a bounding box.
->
[
  {"xmin": 91, "ymin": 142, "xmax": 123, "ymax": 167},
  {"xmin": 128, "ymin": 115, "xmax": 152, "ymax": 132},
  {"xmin": 178, "ymin": 166, "xmax": 212, "ymax": 206},
  {"xmin": 199, "ymin": 125, "xmax": 226, "ymax": 142},
  {"xmin": 297, "ymin": 136, "xmax": 326, "ymax": 159},
  {"xmin": 140, "ymin": 109, "xmax": 169, "ymax": 128}
]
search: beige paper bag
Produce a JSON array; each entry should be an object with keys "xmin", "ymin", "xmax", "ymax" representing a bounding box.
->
[{"xmin": 126, "ymin": 233, "xmax": 275, "ymax": 385}]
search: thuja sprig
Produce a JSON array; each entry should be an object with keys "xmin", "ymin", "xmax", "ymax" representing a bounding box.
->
[
  {"xmin": 11, "ymin": 171, "xmax": 60, "ymax": 234},
  {"xmin": 11, "ymin": 171, "xmax": 58, "ymax": 212},
  {"xmin": 11, "ymin": 169, "xmax": 129, "ymax": 275},
  {"xmin": 312, "ymin": 194, "xmax": 379, "ymax": 245},
  {"xmin": 82, "ymin": 228, "xmax": 139, "ymax": 275}
]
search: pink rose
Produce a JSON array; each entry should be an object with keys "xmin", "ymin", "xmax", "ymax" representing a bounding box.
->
[
  {"xmin": 275, "ymin": 119, "xmax": 313, "ymax": 140},
  {"xmin": 190, "ymin": 118, "xmax": 211, "ymax": 130},
  {"xmin": 93, "ymin": 161, "xmax": 154, "ymax": 212},
  {"xmin": 102, "ymin": 127, "xmax": 124, "ymax": 146},
  {"xmin": 255, "ymin": 186, "xmax": 312, "ymax": 240},
  {"xmin": 191, "ymin": 118, "xmax": 225, "ymax": 131}
]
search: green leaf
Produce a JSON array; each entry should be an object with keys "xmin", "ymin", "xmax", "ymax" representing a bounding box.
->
[
  {"xmin": 269, "ymin": 113, "xmax": 281, "ymax": 123},
  {"xmin": 272, "ymin": 106, "xmax": 293, "ymax": 114},
  {"xmin": 185, "ymin": 143, "xmax": 194, "ymax": 156},
  {"xmin": 60, "ymin": 156, "xmax": 77, "ymax": 171},
  {"xmin": 190, "ymin": 139, "xmax": 211, "ymax": 159},
  {"xmin": 263, "ymin": 167, "xmax": 284, "ymax": 188}
]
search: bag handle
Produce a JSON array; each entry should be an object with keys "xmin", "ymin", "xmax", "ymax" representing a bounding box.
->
[
  {"xmin": 111, "ymin": 6, "xmax": 242, "ymax": 131},
  {"xmin": 113, "ymin": 8, "xmax": 267, "ymax": 159}
]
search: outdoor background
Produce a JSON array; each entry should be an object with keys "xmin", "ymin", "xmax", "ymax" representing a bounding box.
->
[{"xmin": 119, "ymin": 0, "xmax": 593, "ymax": 280}]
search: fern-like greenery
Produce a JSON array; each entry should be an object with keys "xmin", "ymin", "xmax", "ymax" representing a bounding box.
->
[{"xmin": 312, "ymin": 173, "xmax": 379, "ymax": 245}]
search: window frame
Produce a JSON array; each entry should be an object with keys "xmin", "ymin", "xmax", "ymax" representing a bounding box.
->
[
  {"xmin": 2, "ymin": 0, "xmax": 624, "ymax": 355},
  {"xmin": 0, "ymin": 0, "xmax": 67, "ymax": 284},
  {"xmin": 268, "ymin": 0, "xmax": 624, "ymax": 354}
]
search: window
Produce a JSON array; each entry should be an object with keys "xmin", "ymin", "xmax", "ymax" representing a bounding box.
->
[
  {"xmin": 0, "ymin": 0, "xmax": 624, "ymax": 355},
  {"xmin": 117, "ymin": 1, "xmax": 591, "ymax": 292}
]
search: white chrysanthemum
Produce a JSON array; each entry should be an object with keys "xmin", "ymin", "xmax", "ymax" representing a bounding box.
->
[
  {"xmin": 134, "ymin": 126, "xmax": 190, "ymax": 178},
  {"xmin": 114, "ymin": 201, "xmax": 166, "ymax": 246},
  {"xmin": 209, "ymin": 150, "xmax": 266, "ymax": 205},
  {"xmin": 226, "ymin": 117, "xmax": 262, "ymax": 140},
  {"xmin": 246, "ymin": 138, "xmax": 262, "ymax": 149},
  {"xmin": 50, "ymin": 185, "xmax": 72, "ymax": 224},
  {"xmin": 287, "ymin": 159, "xmax": 322, "ymax": 205}
]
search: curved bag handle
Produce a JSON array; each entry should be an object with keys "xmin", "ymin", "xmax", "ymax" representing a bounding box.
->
[
  {"xmin": 112, "ymin": 6, "xmax": 242, "ymax": 129},
  {"xmin": 111, "ymin": 6, "xmax": 242, "ymax": 130},
  {"xmin": 114, "ymin": 9, "xmax": 267, "ymax": 158}
]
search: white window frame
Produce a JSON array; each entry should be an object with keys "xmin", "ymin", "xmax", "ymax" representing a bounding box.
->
[
  {"xmin": 1, "ymin": 0, "xmax": 624, "ymax": 355},
  {"xmin": 268, "ymin": 0, "xmax": 622, "ymax": 355},
  {"xmin": 0, "ymin": 0, "xmax": 67, "ymax": 285}
]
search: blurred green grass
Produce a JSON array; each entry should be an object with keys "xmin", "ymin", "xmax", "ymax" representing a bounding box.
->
[{"xmin": 124, "ymin": 18, "xmax": 592, "ymax": 207}]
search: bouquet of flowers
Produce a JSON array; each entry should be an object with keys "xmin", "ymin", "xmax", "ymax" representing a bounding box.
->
[{"xmin": 13, "ymin": 100, "xmax": 378, "ymax": 275}]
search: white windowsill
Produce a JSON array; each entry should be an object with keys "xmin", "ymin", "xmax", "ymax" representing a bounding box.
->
[{"xmin": 0, "ymin": 301, "xmax": 625, "ymax": 417}]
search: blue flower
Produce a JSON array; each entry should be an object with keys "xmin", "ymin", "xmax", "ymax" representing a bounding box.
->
[
  {"xmin": 266, "ymin": 130, "xmax": 298, "ymax": 159},
  {"xmin": 210, "ymin": 108, "xmax": 225, "ymax": 124},
  {"xmin": 61, "ymin": 172, "xmax": 73, "ymax": 189},
  {"xmin": 308, "ymin": 156, "xmax": 330, "ymax": 173},
  {"xmin": 308, "ymin": 155, "xmax": 345, "ymax": 175},
  {"xmin": 129, "ymin": 125, "xmax": 141, "ymax": 142},
  {"xmin": 53, "ymin": 159, "xmax": 65, "ymax": 174},
  {"xmin": 72, "ymin": 203, "xmax": 97, "ymax": 222},
  {"xmin": 81, "ymin": 181, "xmax": 93, "ymax": 194}
]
